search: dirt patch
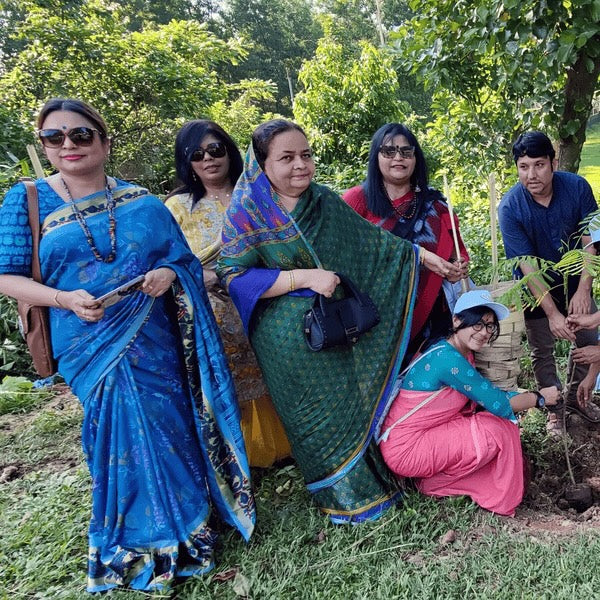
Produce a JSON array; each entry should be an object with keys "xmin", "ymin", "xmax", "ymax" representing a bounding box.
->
[
  {"xmin": 0, "ymin": 383, "xmax": 77, "ymax": 435},
  {"xmin": 520, "ymin": 408, "xmax": 600, "ymax": 529}
]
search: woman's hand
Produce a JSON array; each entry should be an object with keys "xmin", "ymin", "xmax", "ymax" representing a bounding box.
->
[
  {"xmin": 422, "ymin": 249, "xmax": 462, "ymax": 280},
  {"xmin": 539, "ymin": 385, "xmax": 560, "ymax": 407},
  {"xmin": 296, "ymin": 269, "xmax": 340, "ymax": 297},
  {"xmin": 142, "ymin": 268, "xmax": 176, "ymax": 297},
  {"xmin": 202, "ymin": 268, "xmax": 219, "ymax": 289},
  {"xmin": 445, "ymin": 258, "xmax": 469, "ymax": 283},
  {"xmin": 60, "ymin": 289, "xmax": 104, "ymax": 322}
]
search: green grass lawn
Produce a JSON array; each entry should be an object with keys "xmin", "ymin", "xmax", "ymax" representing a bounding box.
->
[
  {"xmin": 3, "ymin": 389, "xmax": 600, "ymax": 599},
  {"xmin": 579, "ymin": 121, "xmax": 600, "ymax": 198}
]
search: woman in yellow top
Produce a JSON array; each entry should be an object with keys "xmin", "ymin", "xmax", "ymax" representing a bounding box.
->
[{"xmin": 166, "ymin": 120, "xmax": 290, "ymax": 466}]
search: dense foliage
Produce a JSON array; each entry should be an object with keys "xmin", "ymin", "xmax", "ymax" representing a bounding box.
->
[{"xmin": 0, "ymin": 0, "xmax": 599, "ymax": 373}]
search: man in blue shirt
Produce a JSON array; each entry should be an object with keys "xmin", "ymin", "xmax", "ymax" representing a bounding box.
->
[{"xmin": 498, "ymin": 131, "xmax": 599, "ymax": 432}]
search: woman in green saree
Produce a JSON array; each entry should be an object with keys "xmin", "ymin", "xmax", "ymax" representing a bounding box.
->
[{"xmin": 217, "ymin": 120, "xmax": 458, "ymax": 523}]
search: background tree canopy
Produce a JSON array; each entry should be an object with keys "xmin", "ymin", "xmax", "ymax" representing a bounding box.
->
[{"xmin": 0, "ymin": 0, "xmax": 599, "ymax": 204}]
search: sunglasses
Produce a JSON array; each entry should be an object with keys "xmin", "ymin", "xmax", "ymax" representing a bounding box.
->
[
  {"xmin": 472, "ymin": 320, "xmax": 499, "ymax": 335},
  {"xmin": 190, "ymin": 142, "xmax": 227, "ymax": 162},
  {"xmin": 379, "ymin": 145, "xmax": 416, "ymax": 159},
  {"xmin": 37, "ymin": 127, "xmax": 103, "ymax": 148}
]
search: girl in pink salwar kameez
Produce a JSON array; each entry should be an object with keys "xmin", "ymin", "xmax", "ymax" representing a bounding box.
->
[{"xmin": 379, "ymin": 290, "xmax": 559, "ymax": 516}]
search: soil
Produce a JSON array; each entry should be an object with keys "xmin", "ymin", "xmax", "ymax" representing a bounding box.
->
[{"xmin": 4, "ymin": 386, "xmax": 600, "ymax": 536}]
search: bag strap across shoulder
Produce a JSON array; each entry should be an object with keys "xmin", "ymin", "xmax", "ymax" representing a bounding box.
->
[
  {"xmin": 377, "ymin": 386, "xmax": 446, "ymax": 443},
  {"xmin": 21, "ymin": 178, "xmax": 42, "ymax": 284},
  {"xmin": 375, "ymin": 342, "xmax": 447, "ymax": 444}
]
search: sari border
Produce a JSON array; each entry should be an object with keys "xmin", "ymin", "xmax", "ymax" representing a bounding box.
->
[
  {"xmin": 41, "ymin": 185, "xmax": 150, "ymax": 235},
  {"xmin": 321, "ymin": 490, "xmax": 403, "ymax": 524}
]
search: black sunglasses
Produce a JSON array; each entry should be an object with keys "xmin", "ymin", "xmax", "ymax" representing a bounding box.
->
[
  {"xmin": 190, "ymin": 142, "xmax": 227, "ymax": 162},
  {"xmin": 37, "ymin": 127, "xmax": 103, "ymax": 148},
  {"xmin": 379, "ymin": 145, "xmax": 416, "ymax": 159}
]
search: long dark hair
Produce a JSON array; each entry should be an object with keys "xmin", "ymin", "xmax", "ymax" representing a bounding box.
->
[
  {"xmin": 451, "ymin": 306, "xmax": 500, "ymax": 344},
  {"xmin": 37, "ymin": 98, "xmax": 109, "ymax": 140},
  {"xmin": 167, "ymin": 120, "xmax": 243, "ymax": 205},
  {"xmin": 363, "ymin": 123, "xmax": 428, "ymax": 218},
  {"xmin": 252, "ymin": 119, "xmax": 307, "ymax": 170}
]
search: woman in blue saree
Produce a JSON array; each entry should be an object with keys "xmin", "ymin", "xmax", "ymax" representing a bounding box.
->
[
  {"xmin": 0, "ymin": 99, "xmax": 254, "ymax": 593},
  {"xmin": 217, "ymin": 120, "xmax": 456, "ymax": 523}
]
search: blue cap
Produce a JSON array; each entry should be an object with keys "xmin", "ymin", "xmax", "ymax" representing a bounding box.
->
[{"xmin": 453, "ymin": 289, "xmax": 510, "ymax": 321}]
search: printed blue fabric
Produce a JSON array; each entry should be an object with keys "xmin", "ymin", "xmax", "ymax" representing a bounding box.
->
[{"xmin": 0, "ymin": 180, "xmax": 255, "ymax": 592}]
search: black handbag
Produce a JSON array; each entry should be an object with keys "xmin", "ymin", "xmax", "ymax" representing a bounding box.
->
[{"xmin": 303, "ymin": 273, "xmax": 380, "ymax": 351}]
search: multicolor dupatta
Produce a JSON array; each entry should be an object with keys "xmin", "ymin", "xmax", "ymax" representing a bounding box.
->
[
  {"xmin": 37, "ymin": 181, "xmax": 254, "ymax": 591},
  {"xmin": 218, "ymin": 149, "xmax": 418, "ymax": 523}
]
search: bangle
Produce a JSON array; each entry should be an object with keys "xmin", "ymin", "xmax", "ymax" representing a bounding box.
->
[
  {"xmin": 53, "ymin": 290, "xmax": 64, "ymax": 308},
  {"xmin": 419, "ymin": 247, "xmax": 427, "ymax": 266},
  {"xmin": 533, "ymin": 391, "xmax": 545, "ymax": 409},
  {"xmin": 288, "ymin": 270, "xmax": 295, "ymax": 292}
]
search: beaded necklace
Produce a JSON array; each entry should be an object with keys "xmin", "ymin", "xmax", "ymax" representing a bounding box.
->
[
  {"xmin": 61, "ymin": 177, "xmax": 117, "ymax": 263},
  {"xmin": 384, "ymin": 184, "xmax": 417, "ymax": 221},
  {"xmin": 391, "ymin": 196, "xmax": 417, "ymax": 220}
]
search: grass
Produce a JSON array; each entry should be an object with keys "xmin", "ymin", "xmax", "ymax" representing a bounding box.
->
[
  {"xmin": 2, "ymin": 387, "xmax": 600, "ymax": 599},
  {"xmin": 579, "ymin": 121, "xmax": 600, "ymax": 199}
]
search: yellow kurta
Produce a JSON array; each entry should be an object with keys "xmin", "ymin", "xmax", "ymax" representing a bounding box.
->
[{"xmin": 166, "ymin": 192, "xmax": 290, "ymax": 467}]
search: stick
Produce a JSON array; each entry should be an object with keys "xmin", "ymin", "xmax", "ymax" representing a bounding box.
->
[
  {"xmin": 488, "ymin": 172, "xmax": 499, "ymax": 288},
  {"xmin": 443, "ymin": 175, "xmax": 468, "ymax": 293},
  {"xmin": 562, "ymin": 369, "xmax": 577, "ymax": 486},
  {"xmin": 26, "ymin": 144, "xmax": 45, "ymax": 179}
]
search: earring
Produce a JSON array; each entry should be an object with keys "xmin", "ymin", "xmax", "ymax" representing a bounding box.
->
[
  {"xmin": 414, "ymin": 184, "xmax": 421, "ymax": 193},
  {"xmin": 191, "ymin": 171, "xmax": 198, "ymax": 182}
]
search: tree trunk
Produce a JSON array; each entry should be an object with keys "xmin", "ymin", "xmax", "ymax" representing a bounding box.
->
[{"xmin": 557, "ymin": 39, "xmax": 600, "ymax": 173}]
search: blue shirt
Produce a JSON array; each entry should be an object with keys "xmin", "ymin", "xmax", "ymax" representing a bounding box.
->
[{"xmin": 498, "ymin": 171, "xmax": 597, "ymax": 317}]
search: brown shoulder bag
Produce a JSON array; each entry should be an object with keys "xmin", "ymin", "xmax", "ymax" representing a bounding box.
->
[{"xmin": 16, "ymin": 179, "xmax": 57, "ymax": 377}]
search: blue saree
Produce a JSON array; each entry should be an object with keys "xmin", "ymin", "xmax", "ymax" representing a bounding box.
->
[{"xmin": 0, "ymin": 180, "xmax": 255, "ymax": 592}]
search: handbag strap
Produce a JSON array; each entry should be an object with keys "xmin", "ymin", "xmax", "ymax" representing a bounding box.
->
[
  {"xmin": 21, "ymin": 179, "xmax": 42, "ymax": 284},
  {"xmin": 378, "ymin": 386, "xmax": 446, "ymax": 443}
]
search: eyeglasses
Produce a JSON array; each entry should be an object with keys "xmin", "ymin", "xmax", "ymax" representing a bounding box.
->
[
  {"xmin": 190, "ymin": 142, "xmax": 227, "ymax": 162},
  {"xmin": 472, "ymin": 320, "xmax": 498, "ymax": 335},
  {"xmin": 379, "ymin": 145, "xmax": 416, "ymax": 159},
  {"xmin": 37, "ymin": 127, "xmax": 103, "ymax": 148}
]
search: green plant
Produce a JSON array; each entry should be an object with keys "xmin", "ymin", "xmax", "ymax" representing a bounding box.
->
[
  {"xmin": 0, "ymin": 375, "xmax": 54, "ymax": 415},
  {"xmin": 519, "ymin": 408, "xmax": 564, "ymax": 471},
  {"xmin": 0, "ymin": 295, "xmax": 34, "ymax": 378}
]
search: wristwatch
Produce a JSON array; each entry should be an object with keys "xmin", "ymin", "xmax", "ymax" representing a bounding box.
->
[{"xmin": 534, "ymin": 391, "xmax": 546, "ymax": 409}]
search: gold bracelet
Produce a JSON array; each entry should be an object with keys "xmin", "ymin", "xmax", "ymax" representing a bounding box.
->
[
  {"xmin": 54, "ymin": 290, "xmax": 64, "ymax": 308},
  {"xmin": 288, "ymin": 270, "xmax": 295, "ymax": 292},
  {"xmin": 419, "ymin": 247, "xmax": 427, "ymax": 265}
]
